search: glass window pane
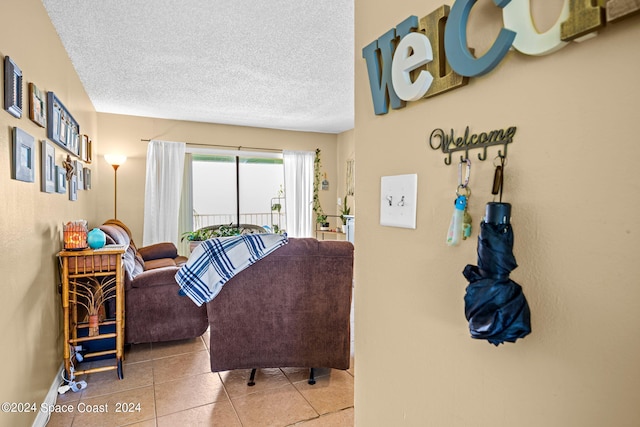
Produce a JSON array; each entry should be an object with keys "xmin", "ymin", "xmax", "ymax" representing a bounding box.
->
[
  {"xmin": 238, "ymin": 157, "xmax": 284, "ymax": 230},
  {"xmin": 192, "ymin": 155, "xmax": 237, "ymax": 228},
  {"xmin": 191, "ymin": 154, "xmax": 284, "ymax": 232}
]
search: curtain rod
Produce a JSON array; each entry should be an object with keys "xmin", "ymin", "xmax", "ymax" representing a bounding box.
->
[{"xmin": 140, "ymin": 139, "xmax": 282, "ymax": 152}]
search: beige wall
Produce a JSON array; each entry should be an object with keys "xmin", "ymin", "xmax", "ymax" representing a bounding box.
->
[
  {"xmin": 354, "ymin": 2, "xmax": 640, "ymax": 426},
  {"xmin": 0, "ymin": 0, "xmax": 99, "ymax": 426},
  {"xmin": 97, "ymin": 113, "xmax": 340, "ymax": 245}
]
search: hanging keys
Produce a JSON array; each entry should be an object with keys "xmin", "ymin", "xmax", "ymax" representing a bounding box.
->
[{"xmin": 448, "ymin": 159, "xmax": 472, "ymax": 246}]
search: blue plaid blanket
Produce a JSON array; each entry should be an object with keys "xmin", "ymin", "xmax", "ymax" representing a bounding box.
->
[{"xmin": 175, "ymin": 233, "xmax": 288, "ymax": 306}]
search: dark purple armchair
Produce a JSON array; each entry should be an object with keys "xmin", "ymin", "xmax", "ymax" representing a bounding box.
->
[
  {"xmin": 99, "ymin": 220, "xmax": 208, "ymax": 344},
  {"xmin": 205, "ymin": 238, "xmax": 354, "ymax": 383}
]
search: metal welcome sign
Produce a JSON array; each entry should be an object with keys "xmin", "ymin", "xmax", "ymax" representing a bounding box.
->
[
  {"xmin": 362, "ymin": 0, "xmax": 639, "ymax": 115},
  {"xmin": 430, "ymin": 125, "xmax": 516, "ymax": 165}
]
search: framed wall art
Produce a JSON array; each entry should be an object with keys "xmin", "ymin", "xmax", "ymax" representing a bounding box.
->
[
  {"xmin": 29, "ymin": 83, "xmax": 46, "ymax": 127},
  {"xmin": 69, "ymin": 175, "xmax": 78, "ymax": 201},
  {"xmin": 86, "ymin": 136, "xmax": 92, "ymax": 163},
  {"xmin": 47, "ymin": 91, "xmax": 79, "ymax": 156},
  {"xmin": 4, "ymin": 56, "xmax": 23, "ymax": 118},
  {"xmin": 41, "ymin": 139, "xmax": 55, "ymax": 193},
  {"xmin": 55, "ymin": 165, "xmax": 66, "ymax": 194},
  {"xmin": 346, "ymin": 158, "xmax": 355, "ymax": 196},
  {"xmin": 83, "ymin": 167, "xmax": 91, "ymax": 189},
  {"xmin": 79, "ymin": 134, "xmax": 87, "ymax": 161},
  {"xmin": 75, "ymin": 160, "xmax": 84, "ymax": 190},
  {"xmin": 79, "ymin": 134, "xmax": 93, "ymax": 163},
  {"xmin": 12, "ymin": 127, "xmax": 35, "ymax": 182}
]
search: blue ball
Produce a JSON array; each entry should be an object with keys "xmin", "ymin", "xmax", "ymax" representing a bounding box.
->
[{"xmin": 87, "ymin": 228, "xmax": 106, "ymax": 249}]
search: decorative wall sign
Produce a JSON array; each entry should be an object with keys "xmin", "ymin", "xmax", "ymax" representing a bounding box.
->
[
  {"xmin": 380, "ymin": 174, "xmax": 418, "ymax": 229},
  {"xmin": 4, "ymin": 56, "xmax": 23, "ymax": 118},
  {"xmin": 607, "ymin": 0, "xmax": 640, "ymax": 22},
  {"xmin": 429, "ymin": 125, "xmax": 516, "ymax": 165},
  {"xmin": 346, "ymin": 159, "xmax": 355, "ymax": 196},
  {"xmin": 363, "ymin": 2, "xmax": 640, "ymax": 115},
  {"xmin": 29, "ymin": 83, "xmax": 47, "ymax": 127},
  {"xmin": 41, "ymin": 139, "xmax": 55, "ymax": 193},
  {"xmin": 47, "ymin": 91, "xmax": 80, "ymax": 156},
  {"xmin": 55, "ymin": 165, "xmax": 66, "ymax": 193},
  {"xmin": 12, "ymin": 127, "xmax": 35, "ymax": 182}
]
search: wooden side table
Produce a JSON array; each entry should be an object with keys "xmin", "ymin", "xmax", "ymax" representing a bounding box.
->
[{"xmin": 58, "ymin": 245, "xmax": 126, "ymax": 379}]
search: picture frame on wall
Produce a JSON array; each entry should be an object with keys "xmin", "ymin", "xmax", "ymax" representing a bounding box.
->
[
  {"xmin": 79, "ymin": 134, "xmax": 87, "ymax": 161},
  {"xmin": 55, "ymin": 165, "xmax": 66, "ymax": 193},
  {"xmin": 83, "ymin": 167, "xmax": 91, "ymax": 189},
  {"xmin": 41, "ymin": 139, "xmax": 55, "ymax": 193},
  {"xmin": 86, "ymin": 137, "xmax": 92, "ymax": 163},
  {"xmin": 4, "ymin": 56, "xmax": 23, "ymax": 118},
  {"xmin": 12, "ymin": 127, "xmax": 35, "ymax": 182},
  {"xmin": 69, "ymin": 174, "xmax": 77, "ymax": 201},
  {"xmin": 47, "ymin": 91, "xmax": 80, "ymax": 156},
  {"xmin": 29, "ymin": 83, "xmax": 47, "ymax": 127},
  {"xmin": 75, "ymin": 160, "xmax": 84, "ymax": 190}
]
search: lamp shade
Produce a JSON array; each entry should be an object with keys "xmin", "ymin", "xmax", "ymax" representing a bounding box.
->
[{"xmin": 104, "ymin": 154, "xmax": 127, "ymax": 166}]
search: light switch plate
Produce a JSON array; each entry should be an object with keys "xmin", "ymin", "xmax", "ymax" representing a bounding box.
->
[{"xmin": 380, "ymin": 174, "xmax": 418, "ymax": 229}]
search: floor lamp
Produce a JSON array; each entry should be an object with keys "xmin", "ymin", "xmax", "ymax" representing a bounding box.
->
[{"xmin": 104, "ymin": 154, "xmax": 127, "ymax": 219}]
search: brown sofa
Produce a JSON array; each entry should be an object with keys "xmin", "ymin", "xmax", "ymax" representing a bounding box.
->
[
  {"xmin": 99, "ymin": 220, "xmax": 209, "ymax": 344},
  {"xmin": 205, "ymin": 238, "xmax": 354, "ymax": 380}
]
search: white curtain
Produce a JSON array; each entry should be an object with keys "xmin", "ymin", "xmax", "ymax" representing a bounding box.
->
[
  {"xmin": 143, "ymin": 140, "xmax": 186, "ymax": 246},
  {"xmin": 283, "ymin": 150, "xmax": 314, "ymax": 237},
  {"xmin": 177, "ymin": 153, "xmax": 194, "ymax": 256}
]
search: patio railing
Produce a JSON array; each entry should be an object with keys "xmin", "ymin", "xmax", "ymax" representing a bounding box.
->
[{"xmin": 193, "ymin": 212, "xmax": 286, "ymax": 231}]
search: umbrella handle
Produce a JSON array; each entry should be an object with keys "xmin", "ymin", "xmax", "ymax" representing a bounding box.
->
[
  {"xmin": 485, "ymin": 202, "xmax": 511, "ymax": 225},
  {"xmin": 447, "ymin": 196, "xmax": 467, "ymax": 246}
]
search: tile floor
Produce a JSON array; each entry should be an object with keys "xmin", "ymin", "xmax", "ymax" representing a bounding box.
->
[{"xmin": 46, "ymin": 328, "xmax": 354, "ymax": 427}]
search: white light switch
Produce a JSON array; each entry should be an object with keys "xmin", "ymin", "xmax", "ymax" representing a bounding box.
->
[{"xmin": 380, "ymin": 174, "xmax": 418, "ymax": 229}]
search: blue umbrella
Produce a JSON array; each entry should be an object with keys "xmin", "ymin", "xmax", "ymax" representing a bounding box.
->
[{"xmin": 462, "ymin": 202, "xmax": 531, "ymax": 345}]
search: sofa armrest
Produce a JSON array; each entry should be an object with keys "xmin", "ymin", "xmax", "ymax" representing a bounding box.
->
[
  {"xmin": 130, "ymin": 266, "xmax": 180, "ymax": 289},
  {"xmin": 138, "ymin": 242, "xmax": 178, "ymax": 261}
]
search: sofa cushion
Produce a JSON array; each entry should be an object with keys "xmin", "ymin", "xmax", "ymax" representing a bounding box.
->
[
  {"xmin": 138, "ymin": 242, "xmax": 178, "ymax": 261},
  {"xmin": 144, "ymin": 258, "xmax": 179, "ymax": 270}
]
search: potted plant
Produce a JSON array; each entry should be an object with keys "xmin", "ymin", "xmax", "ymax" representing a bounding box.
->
[
  {"xmin": 70, "ymin": 277, "xmax": 116, "ymax": 337},
  {"xmin": 271, "ymin": 185, "xmax": 284, "ymax": 213},
  {"xmin": 339, "ymin": 195, "xmax": 351, "ymax": 233},
  {"xmin": 181, "ymin": 228, "xmax": 217, "ymax": 251},
  {"xmin": 214, "ymin": 224, "xmax": 241, "ymax": 237},
  {"xmin": 317, "ymin": 214, "xmax": 329, "ymax": 230},
  {"xmin": 313, "ymin": 149, "xmax": 328, "ymax": 230},
  {"xmin": 181, "ymin": 224, "xmax": 242, "ymax": 251}
]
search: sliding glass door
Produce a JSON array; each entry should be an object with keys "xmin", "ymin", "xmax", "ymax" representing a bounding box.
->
[{"xmin": 191, "ymin": 153, "xmax": 284, "ymax": 232}]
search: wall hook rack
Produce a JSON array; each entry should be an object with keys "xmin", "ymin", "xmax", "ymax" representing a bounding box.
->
[{"xmin": 428, "ymin": 125, "xmax": 517, "ymax": 165}]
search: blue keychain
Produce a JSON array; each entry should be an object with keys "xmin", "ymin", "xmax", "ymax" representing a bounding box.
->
[{"xmin": 447, "ymin": 195, "xmax": 467, "ymax": 246}]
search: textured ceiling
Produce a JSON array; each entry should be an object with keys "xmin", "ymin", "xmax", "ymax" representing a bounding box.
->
[{"xmin": 41, "ymin": 0, "xmax": 354, "ymax": 134}]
